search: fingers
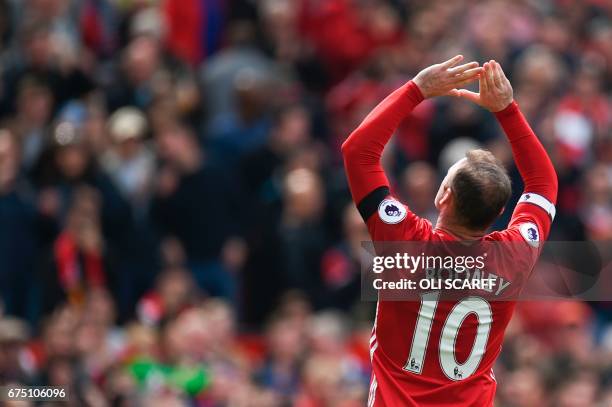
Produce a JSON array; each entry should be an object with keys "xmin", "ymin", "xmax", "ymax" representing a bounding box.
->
[
  {"xmin": 448, "ymin": 59, "xmax": 511, "ymax": 112},
  {"xmin": 479, "ymin": 71, "xmax": 487, "ymax": 93},
  {"xmin": 496, "ymin": 62, "xmax": 511, "ymax": 89},
  {"xmin": 448, "ymin": 61, "xmax": 479, "ymax": 75},
  {"xmin": 440, "ymin": 54, "xmax": 464, "ymax": 69},
  {"xmin": 497, "ymin": 62, "xmax": 509, "ymax": 80},
  {"xmin": 484, "ymin": 61, "xmax": 496, "ymax": 89},
  {"xmin": 447, "ymin": 89, "xmax": 460, "ymax": 97},
  {"xmin": 492, "ymin": 60, "xmax": 503, "ymax": 88},
  {"xmin": 455, "ymin": 89, "xmax": 481, "ymax": 104},
  {"xmin": 455, "ymin": 66, "xmax": 483, "ymax": 81}
]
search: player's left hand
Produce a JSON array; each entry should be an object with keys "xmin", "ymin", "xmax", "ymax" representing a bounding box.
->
[
  {"xmin": 413, "ymin": 55, "xmax": 483, "ymax": 99},
  {"xmin": 453, "ymin": 60, "xmax": 513, "ymax": 112}
]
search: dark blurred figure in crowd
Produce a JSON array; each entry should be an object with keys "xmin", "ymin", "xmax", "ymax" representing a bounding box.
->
[
  {"xmin": 5, "ymin": 77, "xmax": 54, "ymax": 171},
  {"xmin": 33, "ymin": 305, "xmax": 107, "ymax": 407},
  {"xmin": 240, "ymin": 104, "xmax": 312, "ymax": 210},
  {"xmin": 152, "ymin": 122, "xmax": 246, "ymax": 300},
  {"xmin": 256, "ymin": 313, "xmax": 305, "ymax": 403},
  {"xmin": 399, "ymin": 161, "xmax": 438, "ymax": 223},
  {"xmin": 239, "ymin": 104, "xmax": 314, "ymax": 324},
  {"xmin": 0, "ymin": 317, "xmax": 31, "ymax": 384},
  {"xmin": 137, "ymin": 265, "xmax": 199, "ymax": 326},
  {"xmin": 581, "ymin": 163, "xmax": 612, "ymax": 240},
  {"xmin": 319, "ymin": 204, "xmax": 368, "ymax": 311},
  {"xmin": 0, "ymin": 129, "xmax": 37, "ymax": 319},
  {"xmin": 28, "ymin": 120, "xmax": 131, "ymax": 317},
  {"xmin": 277, "ymin": 167, "xmax": 328, "ymax": 304},
  {"xmin": 201, "ymin": 20, "xmax": 280, "ymax": 123},
  {"xmin": 105, "ymin": 34, "xmax": 163, "ymax": 111},
  {"xmin": 0, "ymin": 20, "xmax": 93, "ymax": 116},
  {"xmin": 295, "ymin": 311, "xmax": 366, "ymax": 407},
  {"xmin": 102, "ymin": 106, "xmax": 155, "ymax": 210},
  {"xmin": 33, "ymin": 121, "xmax": 131, "ymax": 244},
  {"xmin": 497, "ymin": 366, "xmax": 547, "ymax": 407},
  {"xmin": 101, "ymin": 106, "xmax": 160, "ymax": 316},
  {"xmin": 206, "ymin": 65, "xmax": 275, "ymax": 163},
  {"xmin": 40, "ymin": 186, "xmax": 109, "ymax": 314},
  {"xmin": 0, "ymin": 0, "xmax": 11, "ymax": 50},
  {"xmin": 104, "ymin": 30, "xmax": 198, "ymax": 117}
]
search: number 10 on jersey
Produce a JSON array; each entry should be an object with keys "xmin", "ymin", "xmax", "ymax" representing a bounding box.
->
[{"xmin": 404, "ymin": 292, "xmax": 493, "ymax": 381}]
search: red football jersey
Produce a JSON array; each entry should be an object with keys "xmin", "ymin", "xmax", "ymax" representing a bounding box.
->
[
  {"xmin": 341, "ymin": 80, "xmax": 558, "ymax": 406},
  {"xmin": 365, "ymin": 193, "xmax": 554, "ymax": 407}
]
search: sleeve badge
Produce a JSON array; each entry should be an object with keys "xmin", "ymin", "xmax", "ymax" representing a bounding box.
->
[
  {"xmin": 378, "ymin": 199, "xmax": 407, "ymax": 224},
  {"xmin": 519, "ymin": 222, "xmax": 540, "ymax": 248}
]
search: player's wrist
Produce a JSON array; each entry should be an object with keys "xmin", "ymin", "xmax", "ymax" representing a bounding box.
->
[
  {"xmin": 493, "ymin": 100, "xmax": 518, "ymax": 116},
  {"xmin": 406, "ymin": 80, "xmax": 425, "ymax": 104},
  {"xmin": 411, "ymin": 77, "xmax": 427, "ymax": 98}
]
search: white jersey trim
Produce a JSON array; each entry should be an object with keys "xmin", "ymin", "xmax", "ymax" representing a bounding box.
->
[
  {"xmin": 368, "ymin": 375, "xmax": 378, "ymax": 407},
  {"xmin": 518, "ymin": 192, "xmax": 556, "ymax": 220}
]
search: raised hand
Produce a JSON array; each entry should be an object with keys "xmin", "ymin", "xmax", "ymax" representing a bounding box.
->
[
  {"xmin": 413, "ymin": 55, "xmax": 483, "ymax": 99},
  {"xmin": 455, "ymin": 60, "xmax": 513, "ymax": 112}
]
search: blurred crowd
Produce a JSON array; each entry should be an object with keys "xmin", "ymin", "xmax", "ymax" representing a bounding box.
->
[{"xmin": 0, "ymin": 0, "xmax": 611, "ymax": 405}]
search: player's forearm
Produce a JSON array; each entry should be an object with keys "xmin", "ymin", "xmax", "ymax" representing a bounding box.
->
[
  {"xmin": 495, "ymin": 101, "xmax": 558, "ymax": 204},
  {"xmin": 341, "ymin": 80, "xmax": 424, "ymax": 203}
]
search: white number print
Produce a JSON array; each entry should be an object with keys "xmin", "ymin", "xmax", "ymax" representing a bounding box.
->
[{"xmin": 404, "ymin": 293, "xmax": 492, "ymax": 381}]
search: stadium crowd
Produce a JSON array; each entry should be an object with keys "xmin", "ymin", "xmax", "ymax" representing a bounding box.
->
[{"xmin": 0, "ymin": 0, "xmax": 610, "ymax": 405}]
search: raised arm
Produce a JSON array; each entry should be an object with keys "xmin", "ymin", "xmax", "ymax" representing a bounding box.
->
[
  {"xmin": 457, "ymin": 61, "xmax": 558, "ymax": 226},
  {"xmin": 342, "ymin": 55, "xmax": 482, "ymax": 218},
  {"xmin": 495, "ymin": 101, "xmax": 558, "ymax": 205},
  {"xmin": 341, "ymin": 81, "xmax": 423, "ymax": 205}
]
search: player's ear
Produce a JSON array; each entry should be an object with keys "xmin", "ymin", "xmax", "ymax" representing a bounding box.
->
[
  {"xmin": 499, "ymin": 206, "xmax": 505, "ymax": 216},
  {"xmin": 437, "ymin": 185, "xmax": 453, "ymax": 208}
]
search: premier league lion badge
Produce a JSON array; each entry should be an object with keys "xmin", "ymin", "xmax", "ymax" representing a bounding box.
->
[{"xmin": 378, "ymin": 198, "xmax": 407, "ymax": 224}]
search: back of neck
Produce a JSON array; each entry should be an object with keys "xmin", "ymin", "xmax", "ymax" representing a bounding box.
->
[{"xmin": 435, "ymin": 216, "xmax": 486, "ymax": 241}]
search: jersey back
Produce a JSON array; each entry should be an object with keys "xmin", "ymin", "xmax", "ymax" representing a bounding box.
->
[{"xmin": 366, "ymin": 193, "xmax": 553, "ymax": 407}]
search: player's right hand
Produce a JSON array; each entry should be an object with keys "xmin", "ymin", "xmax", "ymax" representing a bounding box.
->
[
  {"xmin": 413, "ymin": 55, "xmax": 482, "ymax": 99},
  {"xmin": 455, "ymin": 60, "xmax": 514, "ymax": 112}
]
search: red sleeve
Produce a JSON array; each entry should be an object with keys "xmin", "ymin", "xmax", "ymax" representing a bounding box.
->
[
  {"xmin": 495, "ymin": 101, "xmax": 558, "ymax": 244},
  {"xmin": 341, "ymin": 81, "xmax": 424, "ymax": 204},
  {"xmin": 341, "ymin": 81, "xmax": 430, "ymax": 241}
]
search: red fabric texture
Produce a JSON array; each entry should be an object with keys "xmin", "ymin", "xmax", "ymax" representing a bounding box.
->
[
  {"xmin": 54, "ymin": 232, "xmax": 105, "ymax": 292},
  {"xmin": 163, "ymin": 0, "xmax": 203, "ymax": 65}
]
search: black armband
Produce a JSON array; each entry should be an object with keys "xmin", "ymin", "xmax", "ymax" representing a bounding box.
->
[{"xmin": 357, "ymin": 186, "xmax": 390, "ymax": 222}]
